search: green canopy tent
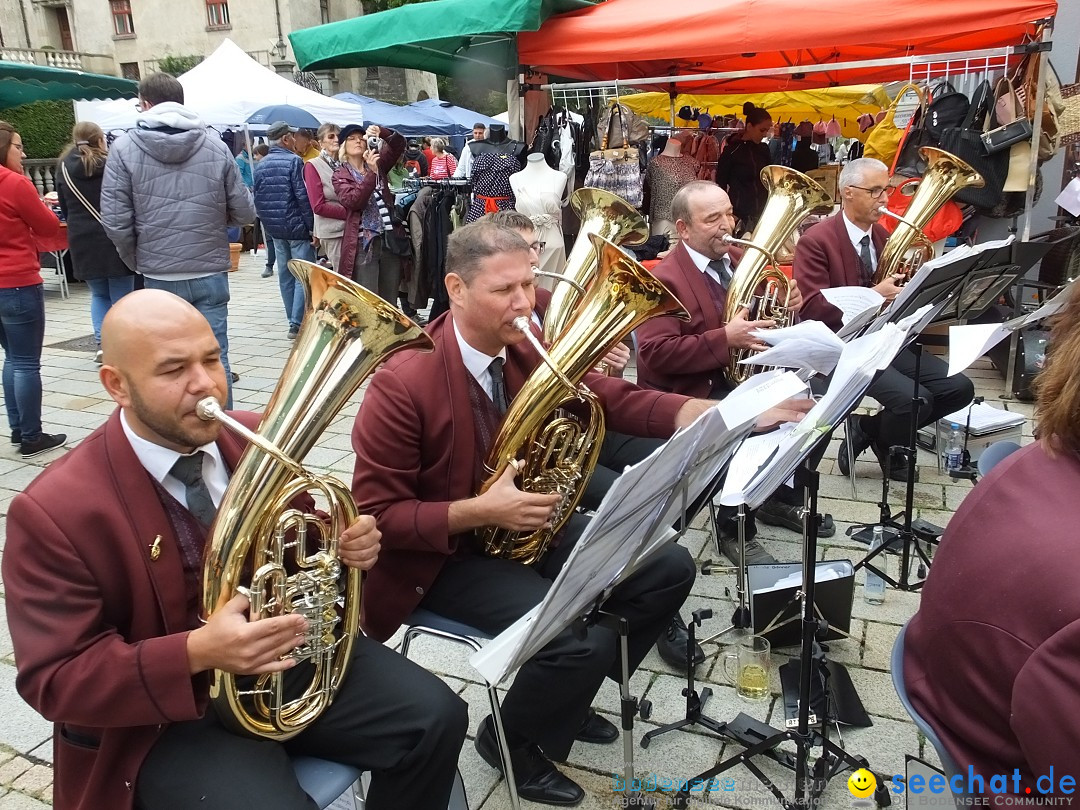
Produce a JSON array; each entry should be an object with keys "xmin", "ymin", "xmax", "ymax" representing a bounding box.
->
[
  {"xmin": 289, "ymin": 0, "xmax": 593, "ymax": 133},
  {"xmin": 0, "ymin": 61, "xmax": 137, "ymax": 108}
]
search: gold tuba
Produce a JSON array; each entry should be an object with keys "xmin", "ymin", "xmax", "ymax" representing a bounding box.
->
[
  {"xmin": 480, "ymin": 234, "xmax": 689, "ymax": 565},
  {"xmin": 198, "ymin": 260, "xmax": 433, "ymax": 740},
  {"xmin": 723, "ymin": 166, "xmax": 832, "ymax": 383},
  {"xmin": 541, "ymin": 188, "xmax": 650, "ymax": 344},
  {"xmin": 874, "ymin": 147, "xmax": 985, "ymax": 285}
]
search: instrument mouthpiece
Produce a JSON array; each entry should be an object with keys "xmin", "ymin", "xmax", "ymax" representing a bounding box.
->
[
  {"xmin": 195, "ymin": 397, "xmax": 222, "ymax": 422},
  {"xmin": 512, "ymin": 316, "xmax": 531, "ymax": 332}
]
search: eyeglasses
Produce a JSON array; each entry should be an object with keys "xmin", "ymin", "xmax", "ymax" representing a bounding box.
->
[
  {"xmin": 529, "ymin": 241, "xmax": 546, "ymax": 255},
  {"xmin": 850, "ymin": 185, "xmax": 889, "ymax": 199}
]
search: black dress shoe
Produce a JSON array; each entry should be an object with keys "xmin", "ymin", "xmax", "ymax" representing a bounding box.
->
[
  {"xmin": 575, "ymin": 709, "xmax": 618, "ymax": 744},
  {"xmin": 837, "ymin": 416, "xmax": 872, "ymax": 477},
  {"xmin": 756, "ymin": 498, "xmax": 836, "ymax": 539},
  {"xmin": 475, "ymin": 717, "xmax": 585, "ymax": 806},
  {"xmin": 655, "ymin": 614, "xmax": 705, "ymax": 669}
]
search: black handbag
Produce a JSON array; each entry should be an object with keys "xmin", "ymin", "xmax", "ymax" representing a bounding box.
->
[
  {"xmin": 937, "ymin": 80, "xmax": 1008, "ymax": 211},
  {"xmin": 381, "ymin": 226, "xmax": 412, "ymax": 257},
  {"xmin": 981, "ymin": 118, "xmax": 1033, "ymax": 154}
]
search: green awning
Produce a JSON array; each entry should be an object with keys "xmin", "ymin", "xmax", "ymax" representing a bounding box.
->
[
  {"xmin": 289, "ymin": 0, "xmax": 594, "ymax": 79},
  {"xmin": 0, "ymin": 61, "xmax": 137, "ymax": 108}
]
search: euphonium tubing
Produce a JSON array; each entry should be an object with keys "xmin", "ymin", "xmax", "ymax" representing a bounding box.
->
[
  {"xmin": 199, "ymin": 260, "xmax": 433, "ymax": 740},
  {"xmin": 479, "ymin": 234, "xmax": 688, "ymax": 565},
  {"xmin": 542, "ymin": 188, "xmax": 650, "ymax": 345},
  {"xmin": 873, "ymin": 147, "xmax": 984, "ymax": 285}
]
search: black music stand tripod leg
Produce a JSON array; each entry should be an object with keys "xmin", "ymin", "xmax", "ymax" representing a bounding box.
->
[{"xmin": 671, "ymin": 461, "xmax": 891, "ymax": 810}]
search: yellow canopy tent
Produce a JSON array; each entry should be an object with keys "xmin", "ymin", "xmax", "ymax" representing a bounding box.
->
[{"xmin": 621, "ymin": 86, "xmax": 890, "ymax": 138}]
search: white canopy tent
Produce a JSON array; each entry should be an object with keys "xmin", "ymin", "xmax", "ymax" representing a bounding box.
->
[{"xmin": 75, "ymin": 39, "xmax": 363, "ymax": 130}]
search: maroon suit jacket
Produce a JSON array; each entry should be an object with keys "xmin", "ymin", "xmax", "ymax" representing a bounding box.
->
[
  {"xmin": 635, "ymin": 242, "xmax": 744, "ymax": 397},
  {"xmin": 351, "ymin": 311, "xmax": 688, "ymax": 642},
  {"xmin": 792, "ymin": 211, "xmax": 888, "ymax": 332},
  {"xmin": 3, "ymin": 409, "xmax": 258, "ymax": 810},
  {"xmin": 904, "ymin": 441, "xmax": 1080, "ymax": 796}
]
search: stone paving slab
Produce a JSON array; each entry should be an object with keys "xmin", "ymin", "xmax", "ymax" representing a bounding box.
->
[{"xmin": 0, "ymin": 255, "xmax": 1033, "ymax": 807}]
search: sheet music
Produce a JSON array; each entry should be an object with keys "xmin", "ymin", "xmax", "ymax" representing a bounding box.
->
[
  {"xmin": 714, "ymin": 369, "xmax": 809, "ymax": 429},
  {"xmin": 470, "ymin": 398, "xmax": 763, "ymax": 687},
  {"xmin": 1055, "ymin": 177, "xmax": 1080, "ymax": 217},
  {"xmin": 821, "ymin": 286, "xmax": 885, "ymax": 326},
  {"xmin": 941, "ymin": 401, "xmax": 1024, "ymax": 432},
  {"xmin": 871, "ymin": 236, "xmax": 1015, "ymax": 332},
  {"xmin": 946, "ymin": 278, "xmax": 1075, "ymax": 376},
  {"xmin": 744, "ymin": 321, "xmax": 845, "ymax": 375}
]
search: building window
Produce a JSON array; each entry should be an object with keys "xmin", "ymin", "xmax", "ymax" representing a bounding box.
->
[
  {"xmin": 320, "ymin": 0, "xmax": 330, "ymax": 24},
  {"xmin": 120, "ymin": 61, "xmax": 140, "ymax": 80},
  {"xmin": 110, "ymin": 0, "xmax": 135, "ymax": 36},
  {"xmin": 206, "ymin": 0, "xmax": 230, "ymax": 28},
  {"xmin": 366, "ymin": 66, "xmax": 379, "ymax": 81}
]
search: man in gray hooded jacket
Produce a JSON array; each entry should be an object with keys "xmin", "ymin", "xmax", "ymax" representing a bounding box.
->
[{"xmin": 101, "ymin": 73, "xmax": 255, "ymax": 407}]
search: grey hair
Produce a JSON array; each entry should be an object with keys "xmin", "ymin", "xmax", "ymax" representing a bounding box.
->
[
  {"xmin": 446, "ymin": 221, "xmax": 531, "ymax": 284},
  {"xmin": 670, "ymin": 180, "xmax": 724, "ymax": 225},
  {"xmin": 268, "ymin": 137, "xmax": 284, "ymax": 148},
  {"xmin": 839, "ymin": 157, "xmax": 889, "ymax": 191},
  {"xmin": 484, "ymin": 210, "xmax": 535, "ymax": 233},
  {"xmin": 431, "ymin": 137, "xmax": 446, "ymax": 152}
]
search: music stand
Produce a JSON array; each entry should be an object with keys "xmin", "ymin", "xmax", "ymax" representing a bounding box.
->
[
  {"xmin": 850, "ymin": 247, "xmax": 1004, "ymax": 592},
  {"xmin": 470, "ymin": 404, "xmax": 757, "ymax": 807}
]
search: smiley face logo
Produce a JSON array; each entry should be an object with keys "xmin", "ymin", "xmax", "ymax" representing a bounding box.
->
[{"xmin": 848, "ymin": 768, "xmax": 877, "ymax": 798}]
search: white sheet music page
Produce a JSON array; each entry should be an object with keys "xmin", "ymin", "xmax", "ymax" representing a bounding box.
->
[
  {"xmin": 714, "ymin": 369, "xmax": 809, "ymax": 429},
  {"xmin": 744, "ymin": 321, "xmax": 846, "ymax": 375},
  {"xmin": 947, "ymin": 322, "xmax": 1010, "ymax": 376},
  {"xmin": 821, "ymin": 286, "xmax": 885, "ymax": 325}
]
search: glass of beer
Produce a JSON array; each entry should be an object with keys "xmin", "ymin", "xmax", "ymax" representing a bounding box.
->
[{"xmin": 722, "ymin": 635, "xmax": 771, "ymax": 701}]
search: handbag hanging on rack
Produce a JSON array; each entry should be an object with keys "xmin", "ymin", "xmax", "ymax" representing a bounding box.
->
[
  {"xmin": 937, "ymin": 80, "xmax": 1009, "ymax": 211},
  {"xmin": 583, "ymin": 104, "xmax": 643, "ymax": 207}
]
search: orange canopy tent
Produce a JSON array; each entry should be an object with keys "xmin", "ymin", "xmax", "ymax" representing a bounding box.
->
[{"xmin": 517, "ymin": 0, "xmax": 1056, "ymax": 94}]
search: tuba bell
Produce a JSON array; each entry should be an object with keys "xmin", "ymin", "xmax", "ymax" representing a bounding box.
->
[
  {"xmin": 198, "ymin": 260, "xmax": 433, "ymax": 740},
  {"xmin": 541, "ymin": 188, "xmax": 650, "ymax": 344},
  {"xmin": 723, "ymin": 166, "xmax": 832, "ymax": 383},
  {"xmin": 480, "ymin": 234, "xmax": 689, "ymax": 565},
  {"xmin": 874, "ymin": 147, "xmax": 984, "ymax": 284}
]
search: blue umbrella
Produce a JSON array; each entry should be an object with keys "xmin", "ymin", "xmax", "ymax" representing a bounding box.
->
[
  {"xmin": 333, "ymin": 93, "xmax": 456, "ymax": 137},
  {"xmin": 246, "ymin": 104, "xmax": 321, "ymax": 130}
]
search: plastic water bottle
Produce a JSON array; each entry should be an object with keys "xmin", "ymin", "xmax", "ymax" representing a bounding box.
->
[
  {"xmin": 864, "ymin": 526, "xmax": 886, "ymax": 605},
  {"xmin": 943, "ymin": 422, "xmax": 964, "ymax": 473}
]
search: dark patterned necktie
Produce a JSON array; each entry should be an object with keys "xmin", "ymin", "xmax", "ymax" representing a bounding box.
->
[
  {"xmin": 859, "ymin": 235, "xmax": 874, "ymax": 287},
  {"xmin": 708, "ymin": 258, "xmax": 733, "ymax": 290},
  {"xmin": 169, "ymin": 451, "xmax": 217, "ymax": 529},
  {"xmin": 489, "ymin": 357, "xmax": 509, "ymax": 415}
]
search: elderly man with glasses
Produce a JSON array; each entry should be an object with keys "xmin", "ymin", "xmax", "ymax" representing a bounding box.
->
[{"xmin": 793, "ymin": 157, "xmax": 974, "ymax": 483}]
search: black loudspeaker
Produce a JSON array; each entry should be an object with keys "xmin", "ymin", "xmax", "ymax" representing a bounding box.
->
[{"xmin": 987, "ymin": 326, "xmax": 1050, "ymax": 401}]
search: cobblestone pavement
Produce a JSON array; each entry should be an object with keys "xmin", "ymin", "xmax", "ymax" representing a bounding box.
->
[{"xmin": 0, "ymin": 256, "xmax": 1034, "ymax": 809}]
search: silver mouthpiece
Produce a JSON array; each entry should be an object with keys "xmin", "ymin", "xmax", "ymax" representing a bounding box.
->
[{"xmin": 196, "ymin": 397, "xmax": 222, "ymax": 422}]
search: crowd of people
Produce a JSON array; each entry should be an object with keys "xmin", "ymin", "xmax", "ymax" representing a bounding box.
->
[{"xmin": 1, "ymin": 69, "xmax": 1067, "ymax": 809}]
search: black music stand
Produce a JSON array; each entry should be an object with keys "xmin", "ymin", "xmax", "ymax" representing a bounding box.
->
[
  {"xmin": 850, "ymin": 244, "xmax": 1039, "ymax": 591},
  {"xmin": 672, "ymin": 459, "xmax": 892, "ymax": 810}
]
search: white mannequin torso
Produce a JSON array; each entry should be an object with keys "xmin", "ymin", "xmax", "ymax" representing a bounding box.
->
[{"xmin": 509, "ymin": 153, "xmax": 568, "ymax": 200}]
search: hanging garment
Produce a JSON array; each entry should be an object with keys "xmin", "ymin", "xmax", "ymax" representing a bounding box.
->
[
  {"xmin": 644, "ymin": 155, "xmax": 701, "ymax": 243},
  {"xmin": 466, "ymin": 151, "xmax": 520, "ymax": 223},
  {"xmin": 515, "ymin": 187, "xmax": 567, "ymax": 289}
]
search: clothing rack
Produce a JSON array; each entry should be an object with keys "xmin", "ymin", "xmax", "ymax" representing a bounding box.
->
[{"xmin": 400, "ymin": 178, "xmax": 472, "ymax": 191}]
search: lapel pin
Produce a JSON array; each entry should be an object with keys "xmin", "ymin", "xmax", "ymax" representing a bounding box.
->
[{"xmin": 149, "ymin": 535, "xmax": 162, "ymax": 561}]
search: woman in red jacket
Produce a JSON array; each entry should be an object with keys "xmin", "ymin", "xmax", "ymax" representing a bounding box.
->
[{"xmin": 0, "ymin": 121, "xmax": 67, "ymax": 458}]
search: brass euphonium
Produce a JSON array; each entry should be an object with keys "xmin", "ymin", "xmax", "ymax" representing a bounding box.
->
[
  {"xmin": 723, "ymin": 166, "xmax": 832, "ymax": 383},
  {"xmin": 198, "ymin": 260, "xmax": 433, "ymax": 740},
  {"xmin": 541, "ymin": 188, "xmax": 650, "ymax": 344},
  {"xmin": 874, "ymin": 147, "xmax": 985, "ymax": 285},
  {"xmin": 480, "ymin": 234, "xmax": 689, "ymax": 565}
]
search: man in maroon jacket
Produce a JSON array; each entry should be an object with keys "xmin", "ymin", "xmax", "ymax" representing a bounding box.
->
[
  {"xmin": 636, "ymin": 181, "xmax": 834, "ymax": 566},
  {"xmin": 3, "ymin": 290, "xmax": 466, "ymax": 810},
  {"xmin": 793, "ymin": 157, "xmax": 973, "ymax": 482},
  {"xmin": 351, "ymin": 220, "xmax": 810, "ymax": 805}
]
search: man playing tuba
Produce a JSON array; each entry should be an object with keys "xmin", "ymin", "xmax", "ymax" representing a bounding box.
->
[
  {"xmin": 636, "ymin": 181, "xmax": 835, "ymax": 566},
  {"xmin": 794, "ymin": 158, "xmax": 974, "ymax": 483},
  {"xmin": 352, "ymin": 220, "xmax": 812, "ymax": 806},
  {"xmin": 3, "ymin": 290, "xmax": 467, "ymax": 810}
]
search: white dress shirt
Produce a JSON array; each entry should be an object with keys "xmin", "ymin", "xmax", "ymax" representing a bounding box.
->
[
  {"xmin": 453, "ymin": 318, "xmax": 508, "ymax": 401},
  {"xmin": 120, "ymin": 409, "xmax": 229, "ymax": 510},
  {"xmin": 842, "ymin": 212, "xmax": 878, "ymax": 273},
  {"xmin": 683, "ymin": 243, "xmax": 733, "ymax": 287}
]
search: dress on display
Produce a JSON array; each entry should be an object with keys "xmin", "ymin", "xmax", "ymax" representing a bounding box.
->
[
  {"xmin": 466, "ymin": 151, "xmax": 520, "ymax": 222},
  {"xmin": 644, "ymin": 155, "xmax": 700, "ymax": 240},
  {"xmin": 514, "ymin": 186, "xmax": 567, "ymax": 286}
]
